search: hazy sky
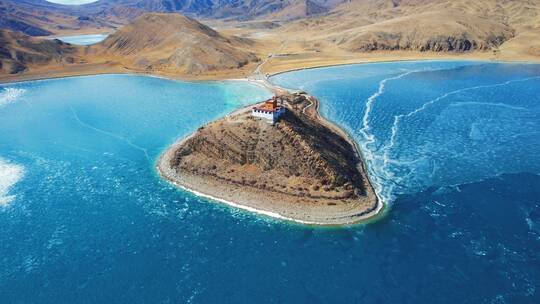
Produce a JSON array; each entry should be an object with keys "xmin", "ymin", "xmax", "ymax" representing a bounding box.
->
[{"xmin": 46, "ymin": 0, "xmax": 99, "ymax": 5}]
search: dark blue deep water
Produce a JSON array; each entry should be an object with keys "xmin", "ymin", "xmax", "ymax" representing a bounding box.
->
[{"xmin": 1, "ymin": 62, "xmax": 539, "ymax": 303}]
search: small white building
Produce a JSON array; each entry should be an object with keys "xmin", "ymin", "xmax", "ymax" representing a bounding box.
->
[{"xmin": 251, "ymin": 97, "xmax": 286, "ymax": 124}]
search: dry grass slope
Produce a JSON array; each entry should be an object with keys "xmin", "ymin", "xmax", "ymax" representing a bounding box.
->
[
  {"xmin": 91, "ymin": 13, "xmax": 259, "ymax": 74},
  {"xmin": 279, "ymin": 0, "xmax": 540, "ymax": 54}
]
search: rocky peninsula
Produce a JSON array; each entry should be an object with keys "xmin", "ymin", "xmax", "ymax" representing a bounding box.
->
[{"xmin": 158, "ymin": 92, "xmax": 381, "ymax": 225}]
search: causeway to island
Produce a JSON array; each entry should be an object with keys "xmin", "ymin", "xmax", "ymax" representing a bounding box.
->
[{"xmin": 157, "ymin": 91, "xmax": 382, "ymax": 225}]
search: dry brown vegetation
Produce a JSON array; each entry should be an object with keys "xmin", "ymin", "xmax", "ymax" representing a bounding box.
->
[
  {"xmin": 172, "ymin": 95, "xmax": 365, "ymax": 200},
  {"xmin": 272, "ymin": 0, "xmax": 540, "ymax": 55}
]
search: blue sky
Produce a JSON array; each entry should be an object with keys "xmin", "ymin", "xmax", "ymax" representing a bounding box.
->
[{"xmin": 46, "ymin": 0, "xmax": 99, "ymax": 5}]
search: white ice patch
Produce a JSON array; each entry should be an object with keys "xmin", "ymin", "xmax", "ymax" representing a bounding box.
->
[
  {"xmin": 0, "ymin": 158, "xmax": 25, "ymax": 206},
  {"xmin": 378, "ymin": 75, "xmax": 540, "ymax": 201},
  {"xmin": 0, "ymin": 88, "xmax": 26, "ymax": 107},
  {"xmin": 358, "ymin": 70, "xmax": 417, "ymax": 204}
]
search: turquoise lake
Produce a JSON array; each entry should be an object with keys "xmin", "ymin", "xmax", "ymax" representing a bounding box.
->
[
  {"xmin": 53, "ymin": 34, "xmax": 109, "ymax": 45},
  {"xmin": 1, "ymin": 62, "xmax": 539, "ymax": 303}
]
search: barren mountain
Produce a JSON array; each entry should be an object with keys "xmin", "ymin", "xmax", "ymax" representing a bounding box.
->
[
  {"xmin": 279, "ymin": 0, "xmax": 540, "ymax": 53},
  {"xmin": 91, "ymin": 13, "xmax": 259, "ymax": 74},
  {"xmin": 0, "ymin": 0, "xmax": 120, "ymax": 36},
  {"xmin": 2, "ymin": 0, "xmax": 539, "ymax": 59},
  {"xmin": 0, "ymin": 13, "xmax": 262, "ymax": 79},
  {"xmin": 0, "ymin": 0, "xmax": 344, "ymax": 36},
  {"xmin": 84, "ymin": 0, "xmax": 343, "ymax": 21},
  {"xmin": 1, "ymin": 0, "xmax": 540, "ymax": 81},
  {"xmin": 0, "ymin": 29, "xmax": 79, "ymax": 74}
]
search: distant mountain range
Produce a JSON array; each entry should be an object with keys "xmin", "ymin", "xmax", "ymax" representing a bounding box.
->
[
  {"xmin": 0, "ymin": 0, "xmax": 343, "ymax": 36},
  {"xmin": 1, "ymin": 0, "xmax": 539, "ymax": 79},
  {"xmin": 86, "ymin": 0, "xmax": 343, "ymax": 19},
  {"xmin": 0, "ymin": 0, "xmax": 120, "ymax": 36}
]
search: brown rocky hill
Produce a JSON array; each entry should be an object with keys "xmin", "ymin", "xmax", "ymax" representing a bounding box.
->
[
  {"xmin": 0, "ymin": 29, "xmax": 79, "ymax": 74},
  {"xmin": 91, "ymin": 13, "xmax": 259, "ymax": 74},
  {"xmin": 171, "ymin": 94, "xmax": 370, "ymax": 201},
  {"xmin": 160, "ymin": 93, "xmax": 378, "ymax": 224},
  {"xmin": 341, "ymin": 11, "xmax": 514, "ymax": 52},
  {"xmin": 280, "ymin": 0, "xmax": 540, "ymax": 54}
]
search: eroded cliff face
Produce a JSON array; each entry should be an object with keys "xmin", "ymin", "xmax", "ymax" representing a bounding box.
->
[
  {"xmin": 347, "ymin": 32, "xmax": 511, "ymax": 52},
  {"xmin": 337, "ymin": 10, "xmax": 516, "ymax": 53},
  {"xmin": 170, "ymin": 93, "xmax": 367, "ymax": 201},
  {"xmin": 279, "ymin": 0, "xmax": 538, "ymax": 55}
]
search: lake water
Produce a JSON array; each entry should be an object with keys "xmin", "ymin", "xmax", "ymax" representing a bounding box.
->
[
  {"xmin": 53, "ymin": 34, "xmax": 108, "ymax": 45},
  {"xmin": 1, "ymin": 62, "xmax": 539, "ymax": 303}
]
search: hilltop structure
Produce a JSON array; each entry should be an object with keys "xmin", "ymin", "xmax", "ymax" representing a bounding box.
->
[{"xmin": 251, "ymin": 96, "xmax": 286, "ymax": 124}]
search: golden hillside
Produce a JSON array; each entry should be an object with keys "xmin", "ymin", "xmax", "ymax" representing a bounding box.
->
[
  {"xmin": 278, "ymin": 0, "xmax": 540, "ymax": 54},
  {"xmin": 91, "ymin": 13, "xmax": 260, "ymax": 75},
  {"xmin": 1, "ymin": 1, "xmax": 540, "ymax": 81}
]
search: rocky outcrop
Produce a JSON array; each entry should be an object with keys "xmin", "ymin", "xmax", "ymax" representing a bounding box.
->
[
  {"xmin": 348, "ymin": 32, "xmax": 512, "ymax": 52},
  {"xmin": 170, "ymin": 93, "xmax": 370, "ymax": 201},
  {"xmin": 159, "ymin": 93, "xmax": 379, "ymax": 224}
]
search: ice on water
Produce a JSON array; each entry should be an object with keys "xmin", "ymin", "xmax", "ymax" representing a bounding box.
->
[
  {"xmin": 1, "ymin": 66, "xmax": 539, "ymax": 303},
  {"xmin": 0, "ymin": 88, "xmax": 25, "ymax": 107},
  {"xmin": 271, "ymin": 61, "xmax": 540, "ymax": 204},
  {"xmin": 0, "ymin": 158, "xmax": 24, "ymax": 206}
]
